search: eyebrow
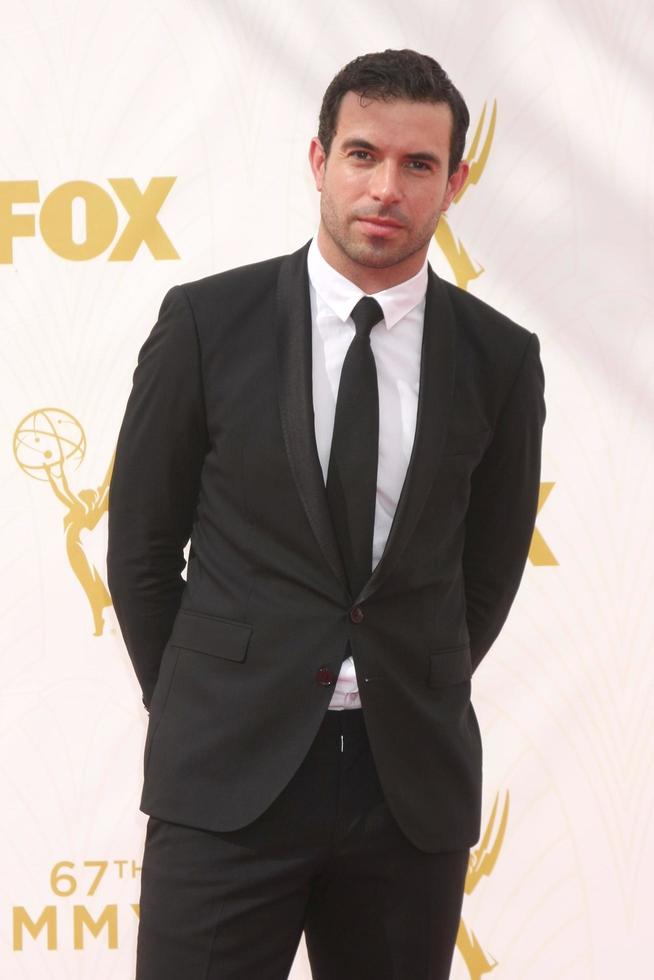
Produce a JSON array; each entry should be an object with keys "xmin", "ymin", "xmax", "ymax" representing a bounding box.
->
[{"xmin": 340, "ymin": 137, "xmax": 442, "ymax": 166}]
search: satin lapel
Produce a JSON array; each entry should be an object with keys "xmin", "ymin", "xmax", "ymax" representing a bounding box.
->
[
  {"xmin": 356, "ymin": 267, "xmax": 457, "ymax": 605},
  {"xmin": 275, "ymin": 243, "xmax": 348, "ymax": 592}
]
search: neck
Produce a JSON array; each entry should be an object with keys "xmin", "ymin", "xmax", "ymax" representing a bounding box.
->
[{"xmin": 316, "ymin": 226, "xmax": 427, "ymax": 293}]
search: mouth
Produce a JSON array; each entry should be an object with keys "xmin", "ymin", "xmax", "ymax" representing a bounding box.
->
[{"xmin": 356, "ymin": 216, "xmax": 405, "ymax": 238}]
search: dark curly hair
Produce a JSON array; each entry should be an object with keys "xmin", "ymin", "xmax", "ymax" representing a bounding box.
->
[{"xmin": 318, "ymin": 49, "xmax": 470, "ymax": 177}]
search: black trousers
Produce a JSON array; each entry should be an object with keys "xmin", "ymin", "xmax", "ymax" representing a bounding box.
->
[{"xmin": 136, "ymin": 710, "xmax": 469, "ymax": 980}]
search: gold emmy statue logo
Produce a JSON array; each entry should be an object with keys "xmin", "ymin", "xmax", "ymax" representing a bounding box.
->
[
  {"xmin": 457, "ymin": 791, "xmax": 509, "ymax": 977},
  {"xmin": 435, "ymin": 100, "xmax": 497, "ymax": 291},
  {"xmin": 436, "ymin": 101, "xmax": 556, "ymax": 567},
  {"xmin": 13, "ymin": 408, "xmax": 114, "ymax": 636}
]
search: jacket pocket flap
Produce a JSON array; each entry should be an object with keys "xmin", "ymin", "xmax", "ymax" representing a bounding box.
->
[
  {"xmin": 169, "ymin": 610, "xmax": 252, "ymax": 662},
  {"xmin": 428, "ymin": 645, "xmax": 472, "ymax": 687}
]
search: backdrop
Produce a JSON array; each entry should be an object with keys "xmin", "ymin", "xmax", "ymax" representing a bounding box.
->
[{"xmin": 2, "ymin": 1, "xmax": 653, "ymax": 977}]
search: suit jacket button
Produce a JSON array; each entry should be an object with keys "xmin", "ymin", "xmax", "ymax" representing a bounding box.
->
[
  {"xmin": 349, "ymin": 606, "xmax": 364, "ymax": 624},
  {"xmin": 316, "ymin": 667, "xmax": 335, "ymax": 686}
]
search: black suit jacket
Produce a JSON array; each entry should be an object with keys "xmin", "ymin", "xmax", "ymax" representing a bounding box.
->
[{"xmin": 107, "ymin": 241, "xmax": 545, "ymax": 852}]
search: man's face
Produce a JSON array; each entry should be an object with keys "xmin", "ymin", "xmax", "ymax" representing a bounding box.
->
[{"xmin": 309, "ymin": 92, "xmax": 468, "ymax": 288}]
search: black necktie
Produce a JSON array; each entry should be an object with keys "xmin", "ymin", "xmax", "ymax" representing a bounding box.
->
[{"xmin": 326, "ymin": 296, "xmax": 384, "ymax": 597}]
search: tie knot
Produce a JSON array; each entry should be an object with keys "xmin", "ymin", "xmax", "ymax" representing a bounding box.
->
[{"xmin": 350, "ymin": 296, "xmax": 384, "ymax": 338}]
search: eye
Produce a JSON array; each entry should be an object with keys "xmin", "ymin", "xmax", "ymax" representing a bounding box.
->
[
  {"xmin": 349, "ymin": 150, "xmax": 373, "ymax": 161},
  {"xmin": 406, "ymin": 160, "xmax": 431, "ymax": 171}
]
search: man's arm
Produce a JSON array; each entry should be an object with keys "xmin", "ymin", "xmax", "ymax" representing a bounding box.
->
[
  {"xmin": 463, "ymin": 332, "xmax": 546, "ymax": 673},
  {"xmin": 107, "ymin": 286, "xmax": 208, "ymax": 707}
]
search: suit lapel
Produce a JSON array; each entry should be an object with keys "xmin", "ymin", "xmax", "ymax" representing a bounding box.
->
[
  {"xmin": 356, "ymin": 267, "xmax": 457, "ymax": 604},
  {"xmin": 276, "ymin": 243, "xmax": 349, "ymax": 592}
]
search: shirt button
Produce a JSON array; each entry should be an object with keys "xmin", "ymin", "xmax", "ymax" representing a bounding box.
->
[
  {"xmin": 316, "ymin": 667, "xmax": 336, "ymax": 686},
  {"xmin": 349, "ymin": 606, "xmax": 364, "ymax": 624}
]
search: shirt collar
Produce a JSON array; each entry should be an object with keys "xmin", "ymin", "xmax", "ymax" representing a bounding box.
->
[{"xmin": 307, "ymin": 237, "xmax": 428, "ymax": 330}]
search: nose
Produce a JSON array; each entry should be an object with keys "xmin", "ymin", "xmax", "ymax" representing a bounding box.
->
[{"xmin": 368, "ymin": 160, "xmax": 402, "ymax": 206}]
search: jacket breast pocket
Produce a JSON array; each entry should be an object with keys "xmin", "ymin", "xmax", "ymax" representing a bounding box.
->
[
  {"xmin": 169, "ymin": 609, "xmax": 253, "ymax": 662},
  {"xmin": 428, "ymin": 644, "xmax": 472, "ymax": 687}
]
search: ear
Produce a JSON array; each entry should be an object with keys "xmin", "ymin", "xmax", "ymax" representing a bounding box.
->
[
  {"xmin": 441, "ymin": 161, "xmax": 469, "ymax": 212},
  {"xmin": 309, "ymin": 137, "xmax": 327, "ymax": 191}
]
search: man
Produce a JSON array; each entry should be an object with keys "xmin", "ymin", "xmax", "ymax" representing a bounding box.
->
[{"xmin": 108, "ymin": 48, "xmax": 545, "ymax": 980}]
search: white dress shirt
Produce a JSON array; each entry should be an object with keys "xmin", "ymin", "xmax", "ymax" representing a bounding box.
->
[{"xmin": 307, "ymin": 238, "xmax": 428, "ymax": 709}]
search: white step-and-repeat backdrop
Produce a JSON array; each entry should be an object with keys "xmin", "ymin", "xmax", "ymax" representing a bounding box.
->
[{"xmin": 2, "ymin": 1, "xmax": 653, "ymax": 977}]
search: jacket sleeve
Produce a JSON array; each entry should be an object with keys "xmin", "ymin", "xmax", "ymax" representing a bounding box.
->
[
  {"xmin": 463, "ymin": 332, "xmax": 546, "ymax": 673},
  {"xmin": 107, "ymin": 285, "xmax": 209, "ymax": 707}
]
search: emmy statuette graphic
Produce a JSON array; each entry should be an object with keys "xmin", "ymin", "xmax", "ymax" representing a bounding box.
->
[
  {"xmin": 434, "ymin": 102, "xmax": 554, "ymax": 975},
  {"xmin": 13, "ymin": 408, "xmax": 114, "ymax": 636},
  {"xmin": 434, "ymin": 100, "xmax": 556, "ymax": 570},
  {"xmin": 456, "ymin": 793, "xmax": 510, "ymax": 977},
  {"xmin": 435, "ymin": 101, "xmax": 497, "ymax": 290}
]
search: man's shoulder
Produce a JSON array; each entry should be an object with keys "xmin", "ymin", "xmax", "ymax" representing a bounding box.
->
[
  {"xmin": 437, "ymin": 275, "xmax": 533, "ymax": 348},
  {"xmin": 177, "ymin": 244, "xmax": 307, "ymax": 305},
  {"xmin": 184, "ymin": 254, "xmax": 284, "ymax": 294}
]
